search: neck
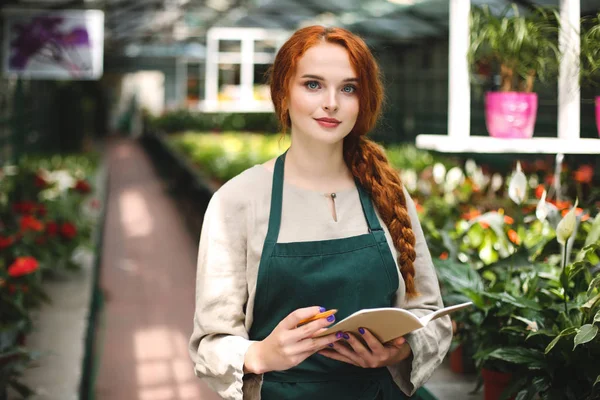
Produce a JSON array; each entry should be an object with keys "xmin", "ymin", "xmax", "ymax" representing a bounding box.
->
[{"xmin": 285, "ymin": 134, "xmax": 353, "ymax": 192}]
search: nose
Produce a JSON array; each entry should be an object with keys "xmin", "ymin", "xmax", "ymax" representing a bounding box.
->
[{"xmin": 323, "ymin": 90, "xmax": 339, "ymax": 112}]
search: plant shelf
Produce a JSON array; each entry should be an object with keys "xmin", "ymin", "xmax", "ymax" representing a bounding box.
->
[{"xmin": 415, "ymin": 135, "xmax": 600, "ymax": 155}]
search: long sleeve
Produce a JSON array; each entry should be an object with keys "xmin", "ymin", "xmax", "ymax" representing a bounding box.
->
[
  {"xmin": 188, "ymin": 185, "xmax": 257, "ymax": 400},
  {"xmin": 386, "ymin": 187, "xmax": 453, "ymax": 395}
]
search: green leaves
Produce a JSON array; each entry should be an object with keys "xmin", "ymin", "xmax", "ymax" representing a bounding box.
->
[
  {"xmin": 469, "ymin": 3, "xmax": 561, "ymax": 91},
  {"xmin": 486, "ymin": 347, "xmax": 546, "ymax": 369},
  {"xmin": 545, "ymin": 327, "xmax": 577, "ymax": 354},
  {"xmin": 594, "ymin": 310, "xmax": 600, "ymax": 324},
  {"xmin": 484, "ymin": 292, "xmax": 542, "ymax": 311},
  {"xmin": 573, "ymin": 324, "xmax": 599, "ymax": 350}
]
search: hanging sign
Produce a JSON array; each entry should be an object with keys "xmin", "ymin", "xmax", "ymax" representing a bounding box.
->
[{"xmin": 2, "ymin": 9, "xmax": 104, "ymax": 80}]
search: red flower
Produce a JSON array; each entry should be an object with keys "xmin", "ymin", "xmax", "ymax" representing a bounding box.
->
[
  {"xmin": 8, "ymin": 256, "xmax": 39, "ymax": 278},
  {"xmin": 439, "ymin": 252, "xmax": 449, "ymax": 260},
  {"xmin": 573, "ymin": 165, "xmax": 594, "ymax": 184},
  {"xmin": 0, "ymin": 235, "xmax": 13, "ymax": 250},
  {"xmin": 34, "ymin": 174, "xmax": 47, "ymax": 188},
  {"xmin": 46, "ymin": 221, "xmax": 59, "ymax": 236},
  {"xmin": 508, "ymin": 229, "xmax": 521, "ymax": 245},
  {"xmin": 414, "ymin": 201, "xmax": 424, "ymax": 214},
  {"xmin": 74, "ymin": 180, "xmax": 91, "ymax": 194},
  {"xmin": 503, "ymin": 215, "xmax": 514, "ymax": 225},
  {"xmin": 20, "ymin": 215, "xmax": 44, "ymax": 232},
  {"xmin": 37, "ymin": 204, "xmax": 47, "ymax": 217},
  {"xmin": 549, "ymin": 199, "xmax": 572, "ymax": 211},
  {"xmin": 561, "ymin": 207, "xmax": 590, "ymax": 222},
  {"xmin": 461, "ymin": 209, "xmax": 481, "ymax": 220},
  {"xmin": 12, "ymin": 201, "xmax": 36, "ymax": 214},
  {"xmin": 60, "ymin": 222, "xmax": 77, "ymax": 240},
  {"xmin": 535, "ymin": 184, "xmax": 545, "ymax": 200}
]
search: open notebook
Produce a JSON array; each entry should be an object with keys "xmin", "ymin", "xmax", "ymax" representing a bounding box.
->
[{"xmin": 314, "ymin": 302, "xmax": 472, "ymax": 343}]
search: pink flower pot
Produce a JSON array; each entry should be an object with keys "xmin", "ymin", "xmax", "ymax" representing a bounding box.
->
[
  {"xmin": 596, "ymin": 96, "xmax": 600, "ymax": 136},
  {"xmin": 485, "ymin": 92, "xmax": 538, "ymax": 138}
]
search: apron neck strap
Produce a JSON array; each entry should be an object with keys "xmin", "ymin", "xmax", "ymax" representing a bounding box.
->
[
  {"xmin": 265, "ymin": 151, "xmax": 383, "ymax": 243},
  {"xmin": 355, "ymin": 179, "xmax": 383, "ymax": 233}
]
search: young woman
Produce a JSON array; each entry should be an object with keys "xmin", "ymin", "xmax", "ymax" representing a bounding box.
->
[{"xmin": 189, "ymin": 25, "xmax": 452, "ymax": 400}]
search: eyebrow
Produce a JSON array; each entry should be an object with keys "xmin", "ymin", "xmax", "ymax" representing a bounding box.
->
[{"xmin": 300, "ymin": 74, "xmax": 359, "ymax": 83}]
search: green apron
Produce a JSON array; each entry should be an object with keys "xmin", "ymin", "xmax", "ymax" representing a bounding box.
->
[{"xmin": 249, "ymin": 152, "xmax": 408, "ymax": 399}]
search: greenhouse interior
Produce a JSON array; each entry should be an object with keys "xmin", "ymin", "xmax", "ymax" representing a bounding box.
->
[{"xmin": 1, "ymin": 0, "xmax": 599, "ymax": 399}]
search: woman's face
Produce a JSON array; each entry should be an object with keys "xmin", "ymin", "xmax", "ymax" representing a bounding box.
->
[{"xmin": 287, "ymin": 42, "xmax": 359, "ymax": 145}]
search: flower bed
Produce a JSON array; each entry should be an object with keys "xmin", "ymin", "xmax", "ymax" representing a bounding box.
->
[{"xmin": 0, "ymin": 153, "xmax": 103, "ymax": 398}]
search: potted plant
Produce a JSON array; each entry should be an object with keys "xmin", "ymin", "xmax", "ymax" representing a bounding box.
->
[
  {"xmin": 469, "ymin": 4, "xmax": 562, "ymax": 139},
  {"xmin": 580, "ymin": 13, "xmax": 600, "ymax": 137}
]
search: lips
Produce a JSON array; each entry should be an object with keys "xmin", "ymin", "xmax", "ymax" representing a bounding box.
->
[
  {"xmin": 315, "ymin": 118, "xmax": 341, "ymax": 129},
  {"xmin": 315, "ymin": 117, "xmax": 341, "ymax": 123}
]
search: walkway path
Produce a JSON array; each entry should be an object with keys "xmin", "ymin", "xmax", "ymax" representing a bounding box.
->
[{"xmin": 95, "ymin": 138, "xmax": 219, "ymax": 400}]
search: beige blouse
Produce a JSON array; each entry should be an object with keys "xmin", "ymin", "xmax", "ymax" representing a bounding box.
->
[{"xmin": 188, "ymin": 164, "xmax": 452, "ymax": 400}]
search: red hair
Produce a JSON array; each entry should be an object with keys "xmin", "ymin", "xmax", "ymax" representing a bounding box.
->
[{"xmin": 269, "ymin": 26, "xmax": 418, "ymax": 298}]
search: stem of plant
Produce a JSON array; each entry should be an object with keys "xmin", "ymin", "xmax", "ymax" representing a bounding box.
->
[{"xmin": 562, "ymin": 241, "xmax": 569, "ymax": 315}]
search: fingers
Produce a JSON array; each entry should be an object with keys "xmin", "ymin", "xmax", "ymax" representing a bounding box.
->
[
  {"xmin": 289, "ymin": 312, "xmax": 337, "ymax": 342},
  {"xmin": 325, "ymin": 338, "xmax": 367, "ymax": 367},
  {"xmin": 289, "ymin": 332, "xmax": 341, "ymax": 355},
  {"xmin": 282, "ymin": 306, "xmax": 325, "ymax": 329},
  {"xmin": 386, "ymin": 336, "xmax": 407, "ymax": 349},
  {"xmin": 355, "ymin": 328, "xmax": 386, "ymax": 354},
  {"xmin": 317, "ymin": 348, "xmax": 359, "ymax": 366}
]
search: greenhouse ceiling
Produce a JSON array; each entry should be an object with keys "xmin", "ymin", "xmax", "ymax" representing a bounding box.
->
[{"xmin": 2, "ymin": 0, "xmax": 600, "ymax": 49}]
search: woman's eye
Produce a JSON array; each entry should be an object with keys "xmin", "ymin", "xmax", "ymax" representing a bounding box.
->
[
  {"xmin": 343, "ymin": 85, "xmax": 356, "ymax": 93},
  {"xmin": 306, "ymin": 81, "xmax": 320, "ymax": 90}
]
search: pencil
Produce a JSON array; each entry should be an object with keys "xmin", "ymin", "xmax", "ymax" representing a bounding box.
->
[{"xmin": 297, "ymin": 309, "xmax": 338, "ymax": 327}]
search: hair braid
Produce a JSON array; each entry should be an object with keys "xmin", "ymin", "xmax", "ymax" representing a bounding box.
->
[{"xmin": 344, "ymin": 136, "xmax": 418, "ymax": 298}]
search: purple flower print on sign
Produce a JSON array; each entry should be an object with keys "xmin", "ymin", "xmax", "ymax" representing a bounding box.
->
[{"xmin": 9, "ymin": 14, "xmax": 91, "ymax": 76}]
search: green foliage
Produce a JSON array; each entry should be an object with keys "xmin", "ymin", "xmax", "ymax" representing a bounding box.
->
[
  {"xmin": 581, "ymin": 13, "xmax": 600, "ymax": 87},
  {"xmin": 147, "ymin": 110, "xmax": 281, "ymax": 134},
  {"xmin": 469, "ymin": 3, "xmax": 561, "ymax": 92},
  {"xmin": 168, "ymin": 132, "xmax": 290, "ymax": 182}
]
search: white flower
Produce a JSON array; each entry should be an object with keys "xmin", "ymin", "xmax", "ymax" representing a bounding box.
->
[
  {"xmin": 47, "ymin": 170, "xmax": 76, "ymax": 192},
  {"xmin": 556, "ymin": 199, "xmax": 579, "ymax": 245},
  {"xmin": 444, "ymin": 167, "xmax": 465, "ymax": 192},
  {"xmin": 508, "ymin": 161, "xmax": 527, "ymax": 205},
  {"xmin": 490, "ymin": 173, "xmax": 503, "ymax": 193},
  {"xmin": 2, "ymin": 165, "xmax": 18, "ymax": 176},
  {"xmin": 465, "ymin": 159, "xmax": 477, "ymax": 176},
  {"xmin": 400, "ymin": 169, "xmax": 418, "ymax": 193},
  {"xmin": 471, "ymin": 167, "xmax": 489, "ymax": 190},
  {"xmin": 536, "ymin": 189, "xmax": 549, "ymax": 222},
  {"xmin": 432, "ymin": 163, "xmax": 446, "ymax": 185}
]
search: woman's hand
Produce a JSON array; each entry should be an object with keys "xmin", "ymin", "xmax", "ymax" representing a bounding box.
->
[
  {"xmin": 244, "ymin": 306, "xmax": 340, "ymax": 374},
  {"xmin": 317, "ymin": 328, "xmax": 411, "ymax": 368}
]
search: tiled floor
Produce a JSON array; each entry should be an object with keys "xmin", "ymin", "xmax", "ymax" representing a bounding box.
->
[{"xmin": 94, "ymin": 138, "xmax": 480, "ymax": 400}]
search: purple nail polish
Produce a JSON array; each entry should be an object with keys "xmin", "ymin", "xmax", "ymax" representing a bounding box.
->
[
  {"xmin": 359, "ymin": 327, "xmax": 365, "ymax": 335},
  {"xmin": 319, "ymin": 306, "xmax": 326, "ymax": 313},
  {"xmin": 327, "ymin": 315, "xmax": 335, "ymax": 323},
  {"xmin": 336, "ymin": 331, "xmax": 343, "ymax": 339},
  {"xmin": 328, "ymin": 343, "xmax": 334, "ymax": 347},
  {"xmin": 343, "ymin": 333, "xmax": 350, "ymax": 340}
]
